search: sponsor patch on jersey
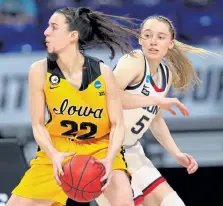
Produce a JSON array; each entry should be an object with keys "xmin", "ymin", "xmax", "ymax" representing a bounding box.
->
[
  {"xmin": 50, "ymin": 74, "xmax": 60, "ymax": 86},
  {"xmin": 99, "ymin": 91, "xmax": 105, "ymax": 96},
  {"xmin": 94, "ymin": 80, "xmax": 101, "ymax": 89}
]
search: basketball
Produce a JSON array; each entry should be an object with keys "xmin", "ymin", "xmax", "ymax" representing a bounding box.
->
[{"xmin": 60, "ymin": 154, "xmax": 106, "ymax": 202}]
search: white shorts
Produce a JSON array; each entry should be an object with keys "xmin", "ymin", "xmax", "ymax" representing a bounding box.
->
[{"xmin": 124, "ymin": 141, "xmax": 166, "ymax": 205}]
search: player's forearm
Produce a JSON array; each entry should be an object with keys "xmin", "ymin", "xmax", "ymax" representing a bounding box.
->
[
  {"xmin": 32, "ymin": 123, "xmax": 58, "ymax": 159},
  {"xmin": 150, "ymin": 117, "xmax": 181, "ymax": 157},
  {"xmin": 106, "ymin": 121, "xmax": 125, "ymax": 162},
  {"xmin": 119, "ymin": 90, "xmax": 160, "ymax": 109}
]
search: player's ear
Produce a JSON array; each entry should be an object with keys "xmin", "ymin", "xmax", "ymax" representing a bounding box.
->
[
  {"xmin": 169, "ymin": 39, "xmax": 174, "ymax": 49},
  {"xmin": 70, "ymin": 31, "xmax": 78, "ymax": 42}
]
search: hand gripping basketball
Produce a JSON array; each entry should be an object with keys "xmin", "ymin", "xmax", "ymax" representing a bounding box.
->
[
  {"xmin": 51, "ymin": 151, "xmax": 76, "ymax": 186},
  {"xmin": 60, "ymin": 155, "xmax": 106, "ymax": 202}
]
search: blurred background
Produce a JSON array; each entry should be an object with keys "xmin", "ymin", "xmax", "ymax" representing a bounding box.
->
[{"xmin": 0, "ymin": 0, "xmax": 223, "ymax": 205}]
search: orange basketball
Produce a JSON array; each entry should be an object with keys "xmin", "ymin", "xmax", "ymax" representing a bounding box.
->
[{"xmin": 60, "ymin": 155, "xmax": 106, "ymax": 202}]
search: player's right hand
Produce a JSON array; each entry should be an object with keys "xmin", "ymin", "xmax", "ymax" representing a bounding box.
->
[
  {"xmin": 157, "ymin": 97, "xmax": 189, "ymax": 116},
  {"xmin": 51, "ymin": 151, "xmax": 76, "ymax": 186}
]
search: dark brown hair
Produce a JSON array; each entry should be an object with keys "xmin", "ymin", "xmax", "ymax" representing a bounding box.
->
[{"xmin": 56, "ymin": 7, "xmax": 139, "ymax": 59}]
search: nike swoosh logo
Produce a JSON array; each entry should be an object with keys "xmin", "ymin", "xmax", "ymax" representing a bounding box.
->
[{"xmin": 50, "ymin": 86, "xmax": 59, "ymax": 89}]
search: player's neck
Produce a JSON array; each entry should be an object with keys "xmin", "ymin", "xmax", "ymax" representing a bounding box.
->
[
  {"xmin": 145, "ymin": 55, "xmax": 162, "ymax": 74},
  {"xmin": 57, "ymin": 47, "xmax": 84, "ymax": 75},
  {"xmin": 146, "ymin": 57, "xmax": 161, "ymax": 75}
]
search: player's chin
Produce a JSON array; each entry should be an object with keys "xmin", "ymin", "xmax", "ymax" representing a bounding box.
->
[
  {"xmin": 47, "ymin": 47, "xmax": 54, "ymax": 53},
  {"xmin": 46, "ymin": 43, "xmax": 56, "ymax": 52},
  {"xmin": 146, "ymin": 53, "xmax": 162, "ymax": 60}
]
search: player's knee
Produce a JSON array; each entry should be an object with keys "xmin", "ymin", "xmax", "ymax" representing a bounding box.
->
[{"xmin": 161, "ymin": 191, "xmax": 185, "ymax": 206}]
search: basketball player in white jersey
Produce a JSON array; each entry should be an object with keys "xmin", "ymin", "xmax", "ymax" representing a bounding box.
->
[{"xmin": 96, "ymin": 15, "xmax": 213, "ymax": 206}]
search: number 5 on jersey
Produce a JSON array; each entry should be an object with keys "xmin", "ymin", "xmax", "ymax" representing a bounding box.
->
[{"xmin": 131, "ymin": 115, "xmax": 150, "ymax": 134}]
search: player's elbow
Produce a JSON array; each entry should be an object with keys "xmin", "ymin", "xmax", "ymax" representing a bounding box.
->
[
  {"xmin": 149, "ymin": 117, "xmax": 164, "ymax": 133},
  {"xmin": 111, "ymin": 116, "xmax": 125, "ymax": 135},
  {"xmin": 32, "ymin": 118, "xmax": 44, "ymax": 126},
  {"xmin": 31, "ymin": 120, "xmax": 45, "ymax": 132}
]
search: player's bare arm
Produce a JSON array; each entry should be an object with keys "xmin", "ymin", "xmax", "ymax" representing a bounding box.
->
[
  {"xmin": 29, "ymin": 59, "xmax": 75, "ymax": 185},
  {"xmin": 29, "ymin": 59, "xmax": 56, "ymax": 157},
  {"xmin": 100, "ymin": 62, "xmax": 125, "ymax": 163},
  {"xmin": 114, "ymin": 52, "xmax": 189, "ymax": 116}
]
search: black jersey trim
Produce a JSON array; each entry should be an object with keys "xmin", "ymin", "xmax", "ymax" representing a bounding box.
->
[
  {"xmin": 47, "ymin": 55, "xmax": 103, "ymax": 91},
  {"xmin": 125, "ymin": 55, "xmax": 147, "ymax": 90}
]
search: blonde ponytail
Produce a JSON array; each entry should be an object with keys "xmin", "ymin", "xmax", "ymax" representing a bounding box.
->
[{"xmin": 166, "ymin": 40, "xmax": 216, "ymax": 91}]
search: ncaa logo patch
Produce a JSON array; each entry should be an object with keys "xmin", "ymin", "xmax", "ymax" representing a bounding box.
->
[
  {"xmin": 146, "ymin": 75, "xmax": 151, "ymax": 83},
  {"xmin": 50, "ymin": 74, "xmax": 60, "ymax": 85},
  {"xmin": 94, "ymin": 80, "xmax": 101, "ymax": 89}
]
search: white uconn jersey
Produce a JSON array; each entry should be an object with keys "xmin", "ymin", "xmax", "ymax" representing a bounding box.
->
[{"xmin": 123, "ymin": 51, "xmax": 170, "ymax": 146}]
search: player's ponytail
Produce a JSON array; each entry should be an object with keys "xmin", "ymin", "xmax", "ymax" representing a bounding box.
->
[{"xmin": 57, "ymin": 7, "xmax": 139, "ymax": 59}]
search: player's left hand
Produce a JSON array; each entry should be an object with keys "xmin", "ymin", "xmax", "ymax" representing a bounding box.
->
[
  {"xmin": 96, "ymin": 158, "xmax": 112, "ymax": 191},
  {"xmin": 174, "ymin": 152, "xmax": 198, "ymax": 174}
]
